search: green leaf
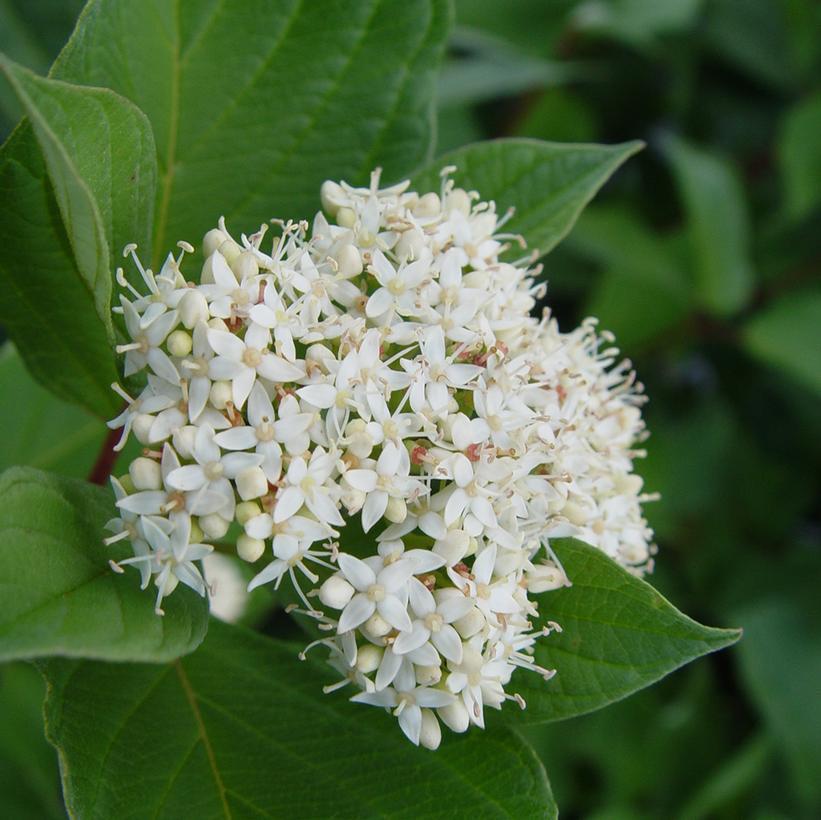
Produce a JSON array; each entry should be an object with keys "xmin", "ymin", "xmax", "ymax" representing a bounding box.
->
[
  {"xmin": 664, "ymin": 136, "xmax": 755, "ymax": 316},
  {"xmin": 0, "ymin": 52, "xmax": 157, "ymax": 416},
  {"xmin": 570, "ymin": 206, "xmax": 691, "ymax": 348},
  {"xmin": 741, "ymin": 288, "xmax": 821, "ymax": 397},
  {"xmin": 511, "ymin": 539, "xmax": 740, "ymax": 723},
  {"xmin": 730, "ymin": 556, "xmax": 821, "ymax": 807},
  {"xmin": 42, "ymin": 619, "xmax": 556, "ymax": 819},
  {"xmin": 0, "ymin": 127, "xmax": 119, "ymax": 415},
  {"xmin": 779, "ymin": 92, "xmax": 821, "ymax": 221},
  {"xmin": 0, "ymin": 54, "xmax": 156, "ymax": 331},
  {"xmin": 49, "ymin": 0, "xmax": 451, "ymax": 266},
  {"xmin": 0, "ymin": 344, "xmax": 106, "ymax": 477},
  {"xmin": 412, "ymin": 138, "xmax": 643, "ymax": 256},
  {"xmin": 0, "ymin": 663, "xmax": 63, "ymax": 820},
  {"xmin": 0, "ymin": 467, "xmax": 208, "ymax": 663}
]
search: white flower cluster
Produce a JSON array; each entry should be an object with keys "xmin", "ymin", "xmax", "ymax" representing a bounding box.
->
[{"xmin": 105, "ymin": 168, "xmax": 654, "ymax": 749}]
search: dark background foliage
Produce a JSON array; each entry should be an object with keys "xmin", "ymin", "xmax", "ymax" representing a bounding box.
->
[{"xmin": 1, "ymin": 1, "xmax": 819, "ymax": 817}]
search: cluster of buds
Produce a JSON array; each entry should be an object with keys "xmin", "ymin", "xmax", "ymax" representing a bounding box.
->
[{"xmin": 105, "ymin": 168, "xmax": 654, "ymax": 748}]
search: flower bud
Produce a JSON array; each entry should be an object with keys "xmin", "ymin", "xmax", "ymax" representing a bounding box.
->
[
  {"xmin": 232, "ymin": 250, "xmax": 258, "ymax": 281},
  {"xmin": 414, "ymin": 192, "xmax": 441, "ymax": 218},
  {"xmin": 236, "ymin": 466, "xmax": 268, "ymax": 501},
  {"xmin": 235, "ymin": 501, "xmax": 261, "ymax": 526},
  {"xmin": 446, "ymin": 188, "xmax": 471, "ymax": 216},
  {"xmin": 415, "ymin": 665, "xmax": 441, "ymax": 686},
  {"xmin": 384, "ymin": 496, "xmax": 407, "ymax": 524},
  {"xmin": 202, "ymin": 228, "xmax": 227, "ymax": 257},
  {"xmin": 129, "ymin": 457, "xmax": 162, "ymax": 491},
  {"xmin": 336, "ymin": 207, "xmax": 356, "ymax": 228},
  {"xmin": 355, "ymin": 643, "xmax": 382, "ymax": 674},
  {"xmin": 132, "ymin": 413, "xmax": 155, "ymax": 445},
  {"xmin": 209, "ymin": 381, "xmax": 232, "ymax": 410},
  {"xmin": 419, "ymin": 709, "xmax": 442, "ymax": 750},
  {"xmin": 454, "ymin": 606, "xmax": 485, "ymax": 639},
  {"xmin": 172, "ymin": 425, "xmax": 197, "ymax": 459},
  {"xmin": 116, "ymin": 474, "xmax": 136, "ymax": 495},
  {"xmin": 167, "ymin": 329, "xmax": 193, "ymax": 358},
  {"xmin": 362, "ymin": 612, "xmax": 391, "ymax": 639},
  {"xmin": 320, "ymin": 180, "xmax": 345, "ymax": 216},
  {"xmin": 525, "ymin": 563, "xmax": 569, "ymax": 593},
  {"xmin": 218, "ymin": 238, "xmax": 241, "ymax": 265},
  {"xmin": 438, "ymin": 700, "xmax": 469, "ymax": 733},
  {"xmin": 190, "ymin": 518, "xmax": 204, "ymax": 543},
  {"xmin": 335, "ymin": 244, "xmax": 362, "ymax": 278},
  {"xmin": 179, "ymin": 290, "xmax": 209, "ymax": 328},
  {"xmin": 237, "ymin": 534, "xmax": 266, "ymax": 563},
  {"xmin": 318, "ymin": 575, "xmax": 355, "ymax": 610},
  {"xmin": 200, "ymin": 513, "xmax": 230, "ymax": 539}
]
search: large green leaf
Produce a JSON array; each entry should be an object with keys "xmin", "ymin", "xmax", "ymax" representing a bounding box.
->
[
  {"xmin": 0, "ymin": 54, "xmax": 156, "ymax": 331},
  {"xmin": 664, "ymin": 136, "xmax": 754, "ymax": 316},
  {"xmin": 0, "ymin": 467, "xmax": 208, "ymax": 663},
  {"xmin": 0, "ymin": 127, "xmax": 119, "ymax": 415},
  {"xmin": 0, "ymin": 344, "xmax": 105, "ymax": 477},
  {"xmin": 42, "ymin": 619, "xmax": 556, "ymax": 819},
  {"xmin": 779, "ymin": 92, "xmax": 821, "ymax": 221},
  {"xmin": 741, "ymin": 288, "xmax": 821, "ymax": 398},
  {"xmin": 0, "ymin": 53, "xmax": 156, "ymax": 416},
  {"xmin": 0, "ymin": 663, "xmax": 63, "ymax": 820},
  {"xmin": 412, "ymin": 138, "xmax": 642, "ymax": 256},
  {"xmin": 49, "ymin": 0, "xmax": 451, "ymax": 265},
  {"xmin": 511, "ymin": 539, "xmax": 740, "ymax": 723}
]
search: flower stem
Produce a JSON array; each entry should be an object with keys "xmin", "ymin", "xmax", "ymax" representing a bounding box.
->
[{"xmin": 88, "ymin": 426, "xmax": 121, "ymax": 485}]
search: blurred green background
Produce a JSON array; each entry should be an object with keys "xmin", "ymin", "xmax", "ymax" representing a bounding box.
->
[{"xmin": 1, "ymin": 1, "xmax": 819, "ymax": 817}]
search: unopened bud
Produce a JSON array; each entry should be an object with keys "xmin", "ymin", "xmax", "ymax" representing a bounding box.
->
[
  {"xmin": 419, "ymin": 709, "xmax": 442, "ymax": 750},
  {"xmin": 362, "ymin": 612, "xmax": 391, "ymax": 639},
  {"xmin": 320, "ymin": 180, "xmax": 345, "ymax": 216},
  {"xmin": 384, "ymin": 496, "xmax": 407, "ymax": 524},
  {"xmin": 414, "ymin": 192, "xmax": 441, "ymax": 218},
  {"xmin": 190, "ymin": 519, "xmax": 204, "ymax": 543},
  {"xmin": 335, "ymin": 244, "xmax": 362, "ymax": 278},
  {"xmin": 336, "ymin": 207, "xmax": 356, "ymax": 228},
  {"xmin": 218, "ymin": 239, "xmax": 241, "ymax": 265},
  {"xmin": 132, "ymin": 413, "xmax": 155, "ymax": 445},
  {"xmin": 454, "ymin": 606, "xmax": 485, "ymax": 639},
  {"xmin": 235, "ymin": 501, "xmax": 261, "ymax": 526},
  {"xmin": 446, "ymin": 188, "xmax": 471, "ymax": 216},
  {"xmin": 438, "ymin": 699, "xmax": 469, "ymax": 733},
  {"xmin": 207, "ymin": 317, "xmax": 229, "ymax": 333},
  {"xmin": 526, "ymin": 563, "xmax": 569, "ymax": 593},
  {"xmin": 167, "ymin": 330, "xmax": 192, "ymax": 358},
  {"xmin": 237, "ymin": 534, "xmax": 266, "ymax": 563},
  {"xmin": 202, "ymin": 228, "xmax": 227, "ymax": 257},
  {"xmin": 232, "ymin": 250, "xmax": 258, "ymax": 281},
  {"xmin": 179, "ymin": 290, "xmax": 209, "ymax": 328},
  {"xmin": 199, "ymin": 513, "xmax": 230, "ymax": 539},
  {"xmin": 209, "ymin": 381, "xmax": 232, "ymax": 410},
  {"xmin": 415, "ymin": 664, "xmax": 441, "ymax": 686},
  {"xmin": 129, "ymin": 457, "xmax": 162, "ymax": 491},
  {"xmin": 318, "ymin": 575, "xmax": 355, "ymax": 610},
  {"xmin": 355, "ymin": 643, "xmax": 382, "ymax": 674},
  {"xmin": 116, "ymin": 474, "xmax": 136, "ymax": 495}
]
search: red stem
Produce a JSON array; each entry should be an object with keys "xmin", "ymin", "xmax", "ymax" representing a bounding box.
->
[{"xmin": 88, "ymin": 425, "xmax": 121, "ymax": 485}]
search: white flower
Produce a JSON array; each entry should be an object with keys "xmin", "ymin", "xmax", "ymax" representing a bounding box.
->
[
  {"xmin": 165, "ymin": 424, "xmax": 263, "ymax": 519},
  {"xmin": 335, "ymin": 553, "xmax": 416, "ymax": 633},
  {"xmin": 106, "ymin": 169, "xmax": 655, "ymax": 747},
  {"xmin": 207, "ymin": 327, "xmax": 305, "ymax": 409}
]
